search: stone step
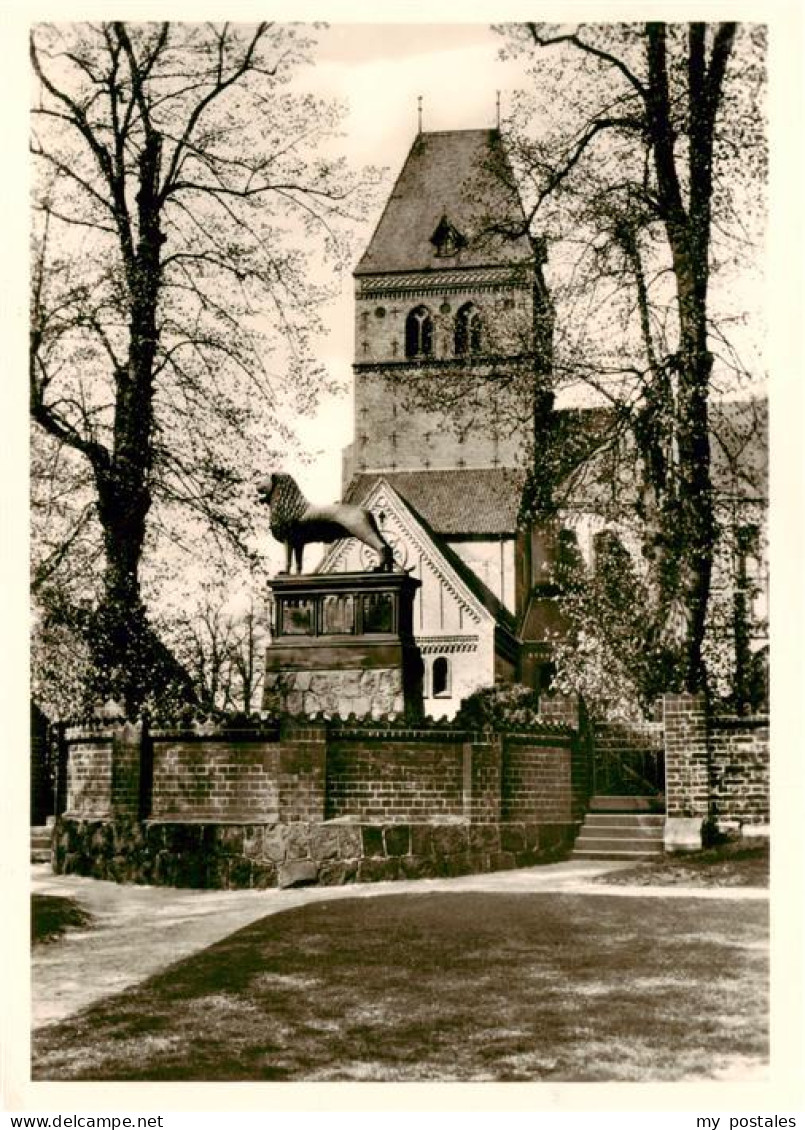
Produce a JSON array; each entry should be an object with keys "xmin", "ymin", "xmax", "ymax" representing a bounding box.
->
[
  {"xmin": 584, "ymin": 813, "xmax": 665, "ymax": 828},
  {"xmin": 589, "ymin": 795, "xmax": 665, "ymax": 813},
  {"xmin": 31, "ymin": 826, "xmax": 52, "ymax": 863},
  {"xmin": 571, "ymin": 848, "xmax": 663, "ymax": 862},
  {"xmin": 576, "ymin": 827, "xmax": 664, "ymax": 844},
  {"xmin": 575, "ymin": 835, "xmax": 664, "ymax": 852}
]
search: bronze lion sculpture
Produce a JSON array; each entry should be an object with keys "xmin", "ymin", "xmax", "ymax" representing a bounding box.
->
[{"xmin": 256, "ymin": 472, "xmax": 394, "ymax": 575}]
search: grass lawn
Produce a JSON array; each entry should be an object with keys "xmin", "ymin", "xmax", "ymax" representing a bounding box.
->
[
  {"xmin": 595, "ymin": 840, "xmax": 770, "ymax": 888},
  {"xmin": 32, "ymin": 895, "xmax": 94, "ymax": 945},
  {"xmin": 32, "ymin": 891, "xmax": 768, "ymax": 1083}
]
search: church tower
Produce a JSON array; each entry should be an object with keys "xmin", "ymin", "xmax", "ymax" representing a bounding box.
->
[
  {"xmin": 324, "ymin": 128, "xmax": 556, "ymax": 714},
  {"xmin": 343, "ymin": 128, "xmax": 551, "ymax": 486}
]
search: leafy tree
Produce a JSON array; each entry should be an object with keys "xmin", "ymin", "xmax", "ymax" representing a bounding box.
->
[
  {"xmin": 500, "ymin": 22, "xmax": 766, "ymax": 695},
  {"xmin": 30, "ymin": 22, "xmax": 370, "ymax": 711}
]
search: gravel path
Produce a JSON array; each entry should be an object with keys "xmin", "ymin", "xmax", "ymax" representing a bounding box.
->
[{"xmin": 31, "ymin": 861, "xmax": 768, "ymax": 1030}]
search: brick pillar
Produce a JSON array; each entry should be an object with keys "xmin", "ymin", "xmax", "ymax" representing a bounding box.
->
[
  {"xmin": 463, "ymin": 733, "xmax": 502, "ymax": 824},
  {"xmin": 662, "ymin": 693, "xmax": 709, "ymax": 851},
  {"xmin": 111, "ymin": 720, "xmax": 147, "ymax": 819},
  {"xmin": 278, "ymin": 719, "xmax": 327, "ymax": 822}
]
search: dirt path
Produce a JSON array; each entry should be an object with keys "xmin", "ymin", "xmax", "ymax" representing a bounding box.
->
[{"xmin": 31, "ymin": 862, "xmax": 768, "ymax": 1030}]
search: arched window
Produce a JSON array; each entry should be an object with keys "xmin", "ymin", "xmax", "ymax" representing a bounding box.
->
[
  {"xmin": 405, "ymin": 306, "xmax": 434, "ymax": 359},
  {"xmin": 454, "ymin": 302, "xmax": 483, "ymax": 356},
  {"xmin": 432, "ymin": 656, "xmax": 451, "ymax": 698}
]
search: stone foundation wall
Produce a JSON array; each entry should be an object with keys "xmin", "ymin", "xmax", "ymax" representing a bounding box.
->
[
  {"xmin": 52, "ymin": 815, "xmax": 574, "ymax": 890},
  {"xmin": 263, "ymin": 668, "xmax": 404, "ymax": 718}
]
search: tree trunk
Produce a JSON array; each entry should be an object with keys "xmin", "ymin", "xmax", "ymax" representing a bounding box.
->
[{"xmin": 88, "ymin": 133, "xmax": 164, "ymax": 712}]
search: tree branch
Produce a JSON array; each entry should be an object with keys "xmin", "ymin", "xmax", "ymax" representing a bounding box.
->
[{"xmin": 527, "ymin": 23, "xmax": 648, "ymax": 99}]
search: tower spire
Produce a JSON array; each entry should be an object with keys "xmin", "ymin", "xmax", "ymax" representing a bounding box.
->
[
  {"xmin": 417, "ymin": 94, "xmax": 423, "ymax": 135},
  {"xmin": 496, "ymin": 90, "xmax": 501, "ymax": 129}
]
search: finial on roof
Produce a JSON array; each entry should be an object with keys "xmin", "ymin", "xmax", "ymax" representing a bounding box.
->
[
  {"xmin": 496, "ymin": 91, "xmax": 501, "ymax": 129},
  {"xmin": 417, "ymin": 94, "xmax": 423, "ymax": 134}
]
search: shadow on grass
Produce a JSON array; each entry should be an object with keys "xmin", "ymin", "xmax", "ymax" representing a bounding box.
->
[
  {"xmin": 32, "ymin": 890, "xmax": 768, "ymax": 1083},
  {"xmin": 32, "ymin": 895, "xmax": 94, "ymax": 946}
]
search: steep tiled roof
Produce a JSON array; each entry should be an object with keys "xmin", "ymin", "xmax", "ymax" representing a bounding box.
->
[
  {"xmin": 355, "ymin": 130, "xmax": 533, "ymax": 276},
  {"xmin": 346, "ymin": 468, "xmax": 525, "ymax": 536},
  {"xmin": 710, "ymin": 397, "xmax": 767, "ymax": 500},
  {"xmin": 554, "ymin": 398, "xmax": 768, "ymax": 511},
  {"xmin": 344, "ymin": 398, "xmax": 767, "ymax": 534}
]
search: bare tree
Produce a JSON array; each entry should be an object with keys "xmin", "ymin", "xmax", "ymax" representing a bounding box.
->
[{"xmin": 30, "ymin": 22, "xmax": 372, "ymax": 710}]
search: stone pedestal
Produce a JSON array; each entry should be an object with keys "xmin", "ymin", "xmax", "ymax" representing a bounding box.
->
[{"xmin": 263, "ymin": 571, "xmax": 423, "ymax": 719}]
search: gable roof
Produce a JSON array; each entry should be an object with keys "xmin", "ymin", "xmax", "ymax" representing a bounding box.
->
[
  {"xmin": 345, "ymin": 468, "xmax": 525, "ymax": 537},
  {"xmin": 355, "ymin": 129, "xmax": 534, "ymax": 276},
  {"xmin": 319, "ymin": 477, "xmax": 517, "ymax": 636}
]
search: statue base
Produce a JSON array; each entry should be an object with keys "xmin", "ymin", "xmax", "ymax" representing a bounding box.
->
[{"xmin": 263, "ymin": 571, "xmax": 423, "ymax": 719}]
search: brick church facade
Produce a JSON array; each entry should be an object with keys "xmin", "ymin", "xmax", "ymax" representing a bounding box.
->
[{"xmin": 320, "ymin": 128, "xmax": 768, "ymax": 718}]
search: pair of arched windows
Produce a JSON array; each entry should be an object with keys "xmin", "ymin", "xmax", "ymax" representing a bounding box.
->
[{"xmin": 404, "ymin": 303, "xmax": 484, "ymax": 359}]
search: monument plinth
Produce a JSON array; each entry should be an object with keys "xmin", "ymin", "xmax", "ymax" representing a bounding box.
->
[{"xmin": 263, "ymin": 571, "xmax": 423, "ymax": 718}]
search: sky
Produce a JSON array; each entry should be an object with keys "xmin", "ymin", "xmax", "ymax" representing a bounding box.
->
[{"xmin": 280, "ymin": 23, "xmax": 533, "ymax": 502}]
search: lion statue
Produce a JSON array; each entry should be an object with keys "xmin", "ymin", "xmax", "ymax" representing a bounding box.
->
[{"xmin": 256, "ymin": 472, "xmax": 395, "ymax": 575}]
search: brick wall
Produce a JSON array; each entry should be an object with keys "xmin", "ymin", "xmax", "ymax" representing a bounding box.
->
[
  {"xmin": 56, "ymin": 717, "xmax": 581, "ymax": 888},
  {"xmin": 662, "ymin": 695, "xmax": 769, "ymax": 834},
  {"xmin": 709, "ymin": 715, "xmax": 769, "ymax": 828},
  {"xmin": 276, "ymin": 722, "xmax": 327, "ymax": 823},
  {"xmin": 325, "ymin": 730, "xmax": 466, "ymax": 821},
  {"xmin": 540, "ymin": 693, "xmax": 582, "ymax": 729},
  {"xmin": 62, "ymin": 719, "xmax": 577, "ymax": 830},
  {"xmin": 66, "ymin": 738, "xmax": 113, "ymax": 817},
  {"xmin": 663, "ymin": 694, "xmax": 710, "ymax": 818},
  {"xmin": 152, "ymin": 739, "xmax": 283, "ymax": 821},
  {"xmin": 352, "ymin": 370, "xmax": 530, "ymax": 474},
  {"xmin": 111, "ymin": 722, "xmax": 144, "ymax": 818},
  {"xmin": 149, "ymin": 724, "xmax": 326, "ymax": 824},
  {"xmin": 466, "ymin": 735, "xmax": 502, "ymax": 824},
  {"xmin": 502, "ymin": 736, "xmax": 573, "ymax": 823}
]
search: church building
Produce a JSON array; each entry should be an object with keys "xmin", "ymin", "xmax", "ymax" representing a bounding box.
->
[
  {"xmin": 320, "ymin": 128, "xmax": 551, "ymax": 715},
  {"xmin": 319, "ymin": 127, "xmax": 768, "ymax": 718}
]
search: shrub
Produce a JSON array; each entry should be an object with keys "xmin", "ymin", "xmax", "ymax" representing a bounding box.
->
[{"xmin": 454, "ymin": 683, "xmax": 543, "ymax": 731}]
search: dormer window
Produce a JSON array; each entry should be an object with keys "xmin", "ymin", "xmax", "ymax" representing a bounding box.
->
[
  {"xmin": 455, "ymin": 302, "xmax": 484, "ymax": 355},
  {"xmin": 430, "ymin": 213, "xmax": 467, "ymax": 259},
  {"xmin": 405, "ymin": 305, "xmax": 434, "ymax": 359}
]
